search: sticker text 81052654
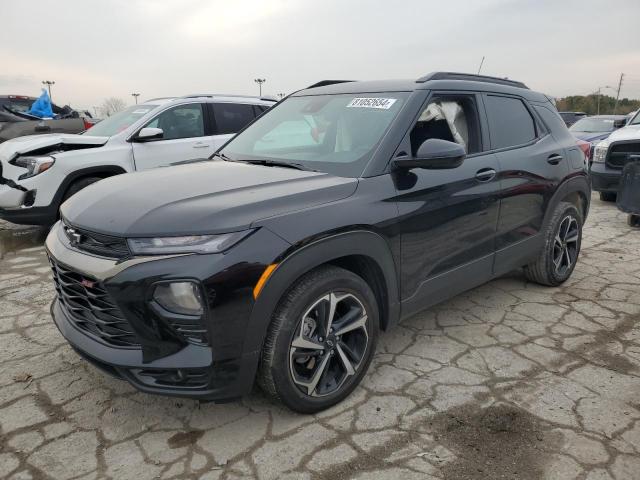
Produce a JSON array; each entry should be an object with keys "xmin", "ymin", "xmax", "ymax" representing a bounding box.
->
[{"xmin": 346, "ymin": 98, "xmax": 397, "ymax": 110}]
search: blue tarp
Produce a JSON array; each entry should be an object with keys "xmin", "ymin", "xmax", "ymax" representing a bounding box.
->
[{"xmin": 27, "ymin": 89, "xmax": 54, "ymax": 118}]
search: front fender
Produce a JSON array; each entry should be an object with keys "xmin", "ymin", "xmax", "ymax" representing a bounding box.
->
[{"xmin": 242, "ymin": 230, "xmax": 400, "ymax": 356}]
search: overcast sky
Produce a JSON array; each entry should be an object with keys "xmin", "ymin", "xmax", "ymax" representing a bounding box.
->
[{"xmin": 2, "ymin": 0, "xmax": 640, "ymax": 109}]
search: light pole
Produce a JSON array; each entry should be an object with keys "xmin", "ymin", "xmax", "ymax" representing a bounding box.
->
[
  {"xmin": 131, "ymin": 93, "xmax": 140, "ymax": 104},
  {"xmin": 42, "ymin": 80, "xmax": 55, "ymax": 101},
  {"xmin": 254, "ymin": 78, "xmax": 266, "ymax": 96},
  {"xmin": 596, "ymin": 85, "xmax": 615, "ymax": 115}
]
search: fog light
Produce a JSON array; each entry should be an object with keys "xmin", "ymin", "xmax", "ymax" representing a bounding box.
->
[{"xmin": 153, "ymin": 282, "xmax": 204, "ymax": 316}]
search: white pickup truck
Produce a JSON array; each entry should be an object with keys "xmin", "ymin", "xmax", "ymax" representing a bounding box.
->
[{"xmin": 0, "ymin": 95, "xmax": 274, "ymax": 225}]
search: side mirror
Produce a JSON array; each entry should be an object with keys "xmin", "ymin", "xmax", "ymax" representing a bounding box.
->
[
  {"xmin": 614, "ymin": 119, "xmax": 627, "ymax": 129},
  {"xmin": 134, "ymin": 127, "xmax": 164, "ymax": 142},
  {"xmin": 393, "ymin": 138, "xmax": 466, "ymax": 170}
]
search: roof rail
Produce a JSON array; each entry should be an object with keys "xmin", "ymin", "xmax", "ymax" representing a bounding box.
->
[
  {"xmin": 307, "ymin": 80, "xmax": 356, "ymax": 89},
  {"xmin": 145, "ymin": 97, "xmax": 175, "ymax": 102},
  {"xmin": 416, "ymin": 72, "xmax": 528, "ymax": 89},
  {"xmin": 179, "ymin": 94, "xmax": 275, "ymax": 101}
]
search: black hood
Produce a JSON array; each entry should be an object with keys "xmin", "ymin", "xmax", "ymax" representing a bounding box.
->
[{"xmin": 61, "ymin": 161, "xmax": 358, "ymax": 237}]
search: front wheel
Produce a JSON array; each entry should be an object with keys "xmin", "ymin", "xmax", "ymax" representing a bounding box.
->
[
  {"xmin": 524, "ymin": 202, "xmax": 583, "ymax": 286},
  {"xmin": 258, "ymin": 266, "xmax": 378, "ymax": 413}
]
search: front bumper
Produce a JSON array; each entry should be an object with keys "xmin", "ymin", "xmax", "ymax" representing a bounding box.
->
[
  {"xmin": 589, "ymin": 162, "xmax": 620, "ymax": 193},
  {"xmin": 0, "ymin": 204, "xmax": 58, "ymax": 225},
  {"xmin": 50, "ymin": 299, "xmax": 260, "ymax": 400},
  {"xmin": 46, "ymin": 221, "xmax": 289, "ymax": 401},
  {"xmin": 0, "ymin": 183, "xmax": 57, "ymax": 225}
]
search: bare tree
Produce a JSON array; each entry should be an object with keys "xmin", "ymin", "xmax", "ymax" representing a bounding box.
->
[{"xmin": 99, "ymin": 97, "xmax": 127, "ymax": 117}]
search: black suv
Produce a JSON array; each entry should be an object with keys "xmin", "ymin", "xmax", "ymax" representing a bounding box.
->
[{"xmin": 46, "ymin": 72, "xmax": 590, "ymax": 413}]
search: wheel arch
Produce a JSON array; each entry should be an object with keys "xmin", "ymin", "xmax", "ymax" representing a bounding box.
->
[
  {"xmin": 54, "ymin": 165, "xmax": 127, "ymax": 207},
  {"xmin": 244, "ymin": 230, "xmax": 400, "ymax": 355},
  {"xmin": 543, "ymin": 174, "xmax": 591, "ymax": 228}
]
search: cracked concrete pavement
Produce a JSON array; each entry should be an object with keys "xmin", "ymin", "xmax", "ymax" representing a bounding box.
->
[{"xmin": 1, "ymin": 194, "xmax": 639, "ymax": 480}]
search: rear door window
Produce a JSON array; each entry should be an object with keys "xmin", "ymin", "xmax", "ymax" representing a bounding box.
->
[
  {"xmin": 484, "ymin": 95, "xmax": 537, "ymax": 149},
  {"xmin": 213, "ymin": 103, "xmax": 256, "ymax": 134}
]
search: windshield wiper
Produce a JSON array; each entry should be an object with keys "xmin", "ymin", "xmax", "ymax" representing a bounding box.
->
[
  {"xmin": 211, "ymin": 152, "xmax": 233, "ymax": 161},
  {"xmin": 242, "ymin": 159, "xmax": 318, "ymax": 172}
]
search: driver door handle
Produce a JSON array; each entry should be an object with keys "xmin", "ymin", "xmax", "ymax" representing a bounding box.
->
[
  {"xmin": 193, "ymin": 142, "xmax": 210, "ymax": 149},
  {"xmin": 475, "ymin": 168, "xmax": 496, "ymax": 182},
  {"xmin": 547, "ymin": 154, "xmax": 563, "ymax": 165}
]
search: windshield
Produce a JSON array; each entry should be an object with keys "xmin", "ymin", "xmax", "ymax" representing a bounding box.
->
[
  {"xmin": 219, "ymin": 93, "xmax": 408, "ymax": 177},
  {"xmin": 630, "ymin": 111, "xmax": 640, "ymax": 125},
  {"xmin": 83, "ymin": 104, "xmax": 157, "ymax": 137},
  {"xmin": 569, "ymin": 117, "xmax": 617, "ymax": 133}
]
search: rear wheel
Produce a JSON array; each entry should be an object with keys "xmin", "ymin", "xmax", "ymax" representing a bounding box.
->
[
  {"xmin": 599, "ymin": 192, "xmax": 617, "ymax": 202},
  {"xmin": 258, "ymin": 265, "xmax": 378, "ymax": 413},
  {"xmin": 524, "ymin": 202, "xmax": 582, "ymax": 286},
  {"xmin": 629, "ymin": 214, "xmax": 640, "ymax": 228}
]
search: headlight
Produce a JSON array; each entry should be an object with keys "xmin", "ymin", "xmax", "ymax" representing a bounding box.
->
[
  {"xmin": 153, "ymin": 281, "xmax": 204, "ymax": 316},
  {"xmin": 11, "ymin": 156, "xmax": 55, "ymax": 179},
  {"xmin": 127, "ymin": 230, "xmax": 253, "ymax": 255},
  {"xmin": 592, "ymin": 140, "xmax": 610, "ymax": 164}
]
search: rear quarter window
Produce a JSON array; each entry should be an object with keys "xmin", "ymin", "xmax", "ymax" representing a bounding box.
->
[
  {"xmin": 484, "ymin": 95, "xmax": 537, "ymax": 149},
  {"xmin": 534, "ymin": 105, "xmax": 570, "ymax": 137}
]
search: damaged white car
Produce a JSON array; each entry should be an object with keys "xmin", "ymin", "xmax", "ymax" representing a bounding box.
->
[{"xmin": 0, "ymin": 95, "xmax": 275, "ymax": 225}]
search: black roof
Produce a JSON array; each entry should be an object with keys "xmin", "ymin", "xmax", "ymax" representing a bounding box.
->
[{"xmin": 295, "ymin": 72, "xmax": 547, "ymax": 102}]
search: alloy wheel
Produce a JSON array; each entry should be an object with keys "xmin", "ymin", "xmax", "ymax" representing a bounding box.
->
[
  {"xmin": 552, "ymin": 215, "xmax": 579, "ymax": 276},
  {"xmin": 288, "ymin": 292, "xmax": 369, "ymax": 397}
]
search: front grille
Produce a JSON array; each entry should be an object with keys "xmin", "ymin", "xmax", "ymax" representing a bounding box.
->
[
  {"xmin": 50, "ymin": 257, "xmax": 140, "ymax": 348},
  {"xmin": 63, "ymin": 222, "xmax": 130, "ymax": 259},
  {"xmin": 607, "ymin": 142, "xmax": 640, "ymax": 169}
]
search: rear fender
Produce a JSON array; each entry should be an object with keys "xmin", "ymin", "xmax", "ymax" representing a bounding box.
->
[{"xmin": 543, "ymin": 174, "xmax": 591, "ymax": 226}]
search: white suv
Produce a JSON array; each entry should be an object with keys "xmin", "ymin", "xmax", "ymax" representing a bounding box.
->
[{"xmin": 0, "ymin": 95, "xmax": 275, "ymax": 225}]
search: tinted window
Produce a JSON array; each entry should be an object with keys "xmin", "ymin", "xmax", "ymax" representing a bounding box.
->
[
  {"xmin": 485, "ymin": 95, "xmax": 537, "ymax": 149},
  {"xmin": 213, "ymin": 103, "xmax": 256, "ymax": 134},
  {"xmin": 534, "ymin": 105, "xmax": 568, "ymax": 136},
  {"xmin": 145, "ymin": 104, "xmax": 204, "ymax": 140}
]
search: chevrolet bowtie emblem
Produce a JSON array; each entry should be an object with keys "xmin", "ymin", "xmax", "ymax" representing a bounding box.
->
[{"xmin": 66, "ymin": 228, "xmax": 82, "ymax": 245}]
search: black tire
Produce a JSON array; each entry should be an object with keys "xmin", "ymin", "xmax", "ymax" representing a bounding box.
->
[
  {"xmin": 599, "ymin": 192, "xmax": 617, "ymax": 202},
  {"xmin": 258, "ymin": 265, "xmax": 379, "ymax": 413},
  {"xmin": 524, "ymin": 202, "xmax": 582, "ymax": 287},
  {"xmin": 629, "ymin": 215, "xmax": 640, "ymax": 228},
  {"xmin": 62, "ymin": 176, "xmax": 103, "ymax": 203}
]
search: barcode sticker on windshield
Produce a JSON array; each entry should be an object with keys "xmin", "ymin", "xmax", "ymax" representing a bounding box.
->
[{"xmin": 347, "ymin": 98, "xmax": 397, "ymax": 110}]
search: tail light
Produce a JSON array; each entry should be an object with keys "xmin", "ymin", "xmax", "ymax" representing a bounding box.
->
[
  {"xmin": 577, "ymin": 139, "xmax": 591, "ymax": 163},
  {"xmin": 83, "ymin": 119, "xmax": 93, "ymax": 131}
]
